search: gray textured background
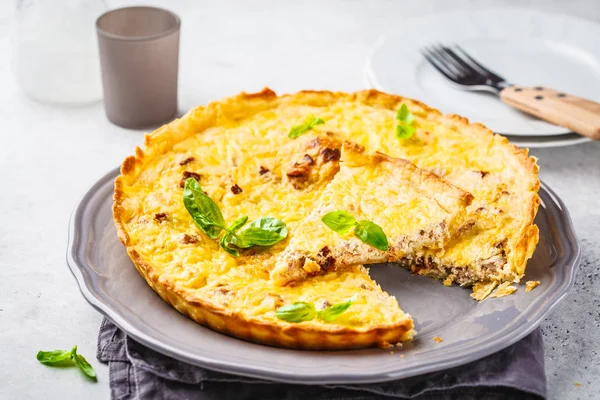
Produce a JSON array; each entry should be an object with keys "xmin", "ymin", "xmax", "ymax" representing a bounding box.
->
[{"xmin": 0, "ymin": 1, "xmax": 598, "ymax": 399}]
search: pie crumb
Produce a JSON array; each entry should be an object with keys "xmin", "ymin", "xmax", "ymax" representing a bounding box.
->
[
  {"xmin": 574, "ymin": 382, "xmax": 582, "ymax": 387},
  {"xmin": 491, "ymin": 281, "xmax": 517, "ymax": 298},
  {"xmin": 433, "ymin": 336, "xmax": 443, "ymax": 343},
  {"xmin": 526, "ymin": 280, "xmax": 541, "ymax": 292},
  {"xmin": 302, "ymin": 259, "xmax": 321, "ymax": 273},
  {"xmin": 471, "ymin": 281, "xmax": 498, "ymax": 301}
]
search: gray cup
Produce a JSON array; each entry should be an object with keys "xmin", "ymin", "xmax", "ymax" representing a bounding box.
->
[{"xmin": 96, "ymin": 7, "xmax": 180, "ymax": 129}]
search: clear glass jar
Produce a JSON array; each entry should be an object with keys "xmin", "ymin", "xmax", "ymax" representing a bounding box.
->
[{"xmin": 11, "ymin": 0, "xmax": 108, "ymax": 105}]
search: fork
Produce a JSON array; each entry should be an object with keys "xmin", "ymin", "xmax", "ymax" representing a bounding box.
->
[{"xmin": 422, "ymin": 44, "xmax": 600, "ymax": 140}]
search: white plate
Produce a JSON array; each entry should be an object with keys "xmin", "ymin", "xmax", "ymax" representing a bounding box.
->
[
  {"xmin": 508, "ymin": 132, "xmax": 592, "ymax": 148},
  {"xmin": 365, "ymin": 8, "xmax": 600, "ymax": 137}
]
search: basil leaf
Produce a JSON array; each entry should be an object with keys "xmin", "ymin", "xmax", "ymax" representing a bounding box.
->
[
  {"xmin": 395, "ymin": 104, "xmax": 416, "ymax": 139},
  {"xmin": 354, "ymin": 220, "xmax": 389, "ymax": 251},
  {"xmin": 220, "ymin": 217, "xmax": 286, "ymax": 256},
  {"xmin": 317, "ymin": 294, "xmax": 357, "ymax": 322},
  {"xmin": 233, "ymin": 217, "xmax": 288, "ymax": 248},
  {"xmin": 36, "ymin": 349, "xmax": 72, "ymax": 365},
  {"xmin": 216, "ymin": 216, "xmax": 248, "ymax": 257},
  {"xmin": 288, "ymin": 116, "xmax": 325, "ymax": 139},
  {"xmin": 74, "ymin": 353, "xmax": 97, "ymax": 380},
  {"xmin": 310, "ymin": 117, "xmax": 325, "ymax": 128},
  {"xmin": 219, "ymin": 232, "xmax": 239, "ymax": 257},
  {"xmin": 183, "ymin": 180, "xmax": 286, "ymax": 256},
  {"xmin": 321, "ymin": 210, "xmax": 357, "ymax": 235},
  {"xmin": 396, "ymin": 124, "xmax": 416, "ymax": 139},
  {"xmin": 228, "ymin": 216, "xmax": 249, "ymax": 233},
  {"xmin": 275, "ymin": 302, "xmax": 317, "ymax": 322},
  {"xmin": 37, "ymin": 346, "xmax": 96, "ymax": 381},
  {"xmin": 396, "ymin": 103, "xmax": 414, "ymax": 124},
  {"xmin": 183, "ymin": 178, "xmax": 225, "ymax": 239}
]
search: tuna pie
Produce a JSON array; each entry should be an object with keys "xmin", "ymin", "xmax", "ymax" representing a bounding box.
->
[{"xmin": 113, "ymin": 89, "xmax": 539, "ymax": 349}]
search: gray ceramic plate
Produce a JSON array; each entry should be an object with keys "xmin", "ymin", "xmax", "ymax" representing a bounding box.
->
[{"xmin": 67, "ymin": 167, "xmax": 580, "ymax": 384}]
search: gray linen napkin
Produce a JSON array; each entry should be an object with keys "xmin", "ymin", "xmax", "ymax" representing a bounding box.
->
[{"xmin": 97, "ymin": 318, "xmax": 546, "ymax": 400}]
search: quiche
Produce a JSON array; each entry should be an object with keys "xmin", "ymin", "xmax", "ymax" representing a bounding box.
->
[
  {"xmin": 113, "ymin": 88, "xmax": 539, "ymax": 349},
  {"xmin": 271, "ymin": 141, "xmax": 474, "ymax": 285}
]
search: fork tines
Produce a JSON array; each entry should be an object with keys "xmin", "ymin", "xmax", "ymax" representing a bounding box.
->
[{"xmin": 421, "ymin": 44, "xmax": 505, "ymax": 88}]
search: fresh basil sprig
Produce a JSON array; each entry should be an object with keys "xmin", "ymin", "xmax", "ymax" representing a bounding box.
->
[
  {"xmin": 275, "ymin": 302, "xmax": 317, "ymax": 322},
  {"xmin": 320, "ymin": 210, "xmax": 356, "ymax": 235},
  {"xmin": 219, "ymin": 216, "xmax": 249, "ymax": 257},
  {"xmin": 183, "ymin": 177, "xmax": 225, "ymax": 239},
  {"xmin": 321, "ymin": 210, "xmax": 389, "ymax": 251},
  {"xmin": 183, "ymin": 178, "xmax": 287, "ymax": 256},
  {"xmin": 288, "ymin": 116, "xmax": 325, "ymax": 139},
  {"xmin": 317, "ymin": 294, "xmax": 358, "ymax": 322},
  {"xmin": 36, "ymin": 348, "xmax": 73, "ymax": 365},
  {"xmin": 229, "ymin": 217, "xmax": 288, "ymax": 248},
  {"xmin": 275, "ymin": 295, "xmax": 357, "ymax": 323},
  {"xmin": 395, "ymin": 103, "xmax": 416, "ymax": 139},
  {"xmin": 219, "ymin": 216, "xmax": 288, "ymax": 257},
  {"xmin": 37, "ymin": 346, "xmax": 97, "ymax": 380},
  {"xmin": 73, "ymin": 353, "xmax": 96, "ymax": 379},
  {"xmin": 354, "ymin": 220, "xmax": 389, "ymax": 252}
]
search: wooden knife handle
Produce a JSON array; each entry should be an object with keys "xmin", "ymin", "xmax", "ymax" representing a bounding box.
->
[{"xmin": 500, "ymin": 86, "xmax": 600, "ymax": 140}]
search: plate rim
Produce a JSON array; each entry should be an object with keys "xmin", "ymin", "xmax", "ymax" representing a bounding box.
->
[
  {"xmin": 363, "ymin": 7, "xmax": 600, "ymax": 141},
  {"xmin": 505, "ymin": 132, "xmax": 593, "ymax": 148},
  {"xmin": 67, "ymin": 167, "xmax": 581, "ymax": 384},
  {"xmin": 508, "ymin": 136, "xmax": 592, "ymax": 148}
]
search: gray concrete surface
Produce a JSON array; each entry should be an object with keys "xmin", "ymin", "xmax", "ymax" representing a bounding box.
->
[{"xmin": 0, "ymin": 1, "xmax": 598, "ymax": 398}]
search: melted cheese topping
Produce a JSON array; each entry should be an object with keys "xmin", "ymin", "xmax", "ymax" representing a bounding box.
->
[{"xmin": 118, "ymin": 91, "xmax": 538, "ymax": 330}]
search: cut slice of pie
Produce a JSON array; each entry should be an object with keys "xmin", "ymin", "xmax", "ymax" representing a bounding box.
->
[{"xmin": 271, "ymin": 142, "xmax": 475, "ymax": 285}]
